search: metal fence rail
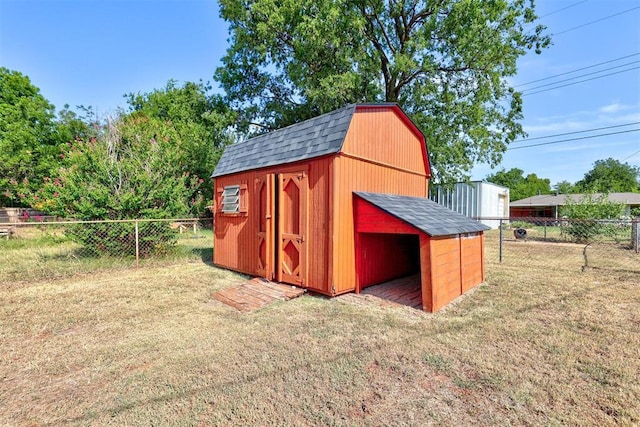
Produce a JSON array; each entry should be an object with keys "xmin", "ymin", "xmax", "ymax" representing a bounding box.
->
[
  {"xmin": 2, "ymin": 216, "xmax": 638, "ymax": 285},
  {"xmin": 480, "ymin": 217, "xmax": 640, "ymax": 274}
]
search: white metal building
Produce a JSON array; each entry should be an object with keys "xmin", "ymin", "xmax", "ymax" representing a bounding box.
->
[{"xmin": 430, "ymin": 181, "xmax": 509, "ymax": 229}]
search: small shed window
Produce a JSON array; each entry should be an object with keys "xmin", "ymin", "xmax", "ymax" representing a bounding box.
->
[
  {"xmin": 222, "ymin": 185, "xmax": 241, "ymax": 213},
  {"xmin": 218, "ymin": 183, "xmax": 248, "ymax": 214}
]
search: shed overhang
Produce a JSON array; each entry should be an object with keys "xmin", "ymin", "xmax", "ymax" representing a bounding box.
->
[{"xmin": 354, "ymin": 192, "xmax": 490, "ymax": 236}]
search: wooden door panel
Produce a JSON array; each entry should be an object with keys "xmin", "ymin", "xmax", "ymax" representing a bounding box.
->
[
  {"xmin": 277, "ymin": 172, "xmax": 308, "ymax": 286},
  {"xmin": 256, "ymin": 174, "xmax": 275, "ymax": 280}
]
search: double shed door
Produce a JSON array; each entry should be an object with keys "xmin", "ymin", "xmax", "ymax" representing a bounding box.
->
[{"xmin": 256, "ymin": 171, "xmax": 308, "ymax": 286}]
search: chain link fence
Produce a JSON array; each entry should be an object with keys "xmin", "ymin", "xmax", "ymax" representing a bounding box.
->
[
  {"xmin": 481, "ymin": 217, "xmax": 640, "ymax": 274},
  {"xmin": 3, "ymin": 215, "xmax": 639, "ymax": 284},
  {"xmin": 0, "ymin": 218, "xmax": 213, "ymax": 284}
]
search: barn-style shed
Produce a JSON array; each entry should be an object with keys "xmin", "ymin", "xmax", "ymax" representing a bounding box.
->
[{"xmin": 211, "ymin": 103, "xmax": 489, "ymax": 312}]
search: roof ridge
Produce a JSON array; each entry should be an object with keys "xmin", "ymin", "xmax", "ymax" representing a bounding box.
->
[{"xmin": 211, "ymin": 103, "xmax": 407, "ymax": 178}]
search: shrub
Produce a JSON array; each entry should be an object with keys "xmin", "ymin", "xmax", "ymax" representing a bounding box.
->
[
  {"xmin": 24, "ymin": 115, "xmax": 200, "ymax": 257},
  {"xmin": 560, "ymin": 193, "xmax": 625, "ymax": 243}
]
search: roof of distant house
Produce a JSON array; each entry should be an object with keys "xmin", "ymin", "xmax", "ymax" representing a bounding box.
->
[{"xmin": 511, "ymin": 192, "xmax": 640, "ymax": 207}]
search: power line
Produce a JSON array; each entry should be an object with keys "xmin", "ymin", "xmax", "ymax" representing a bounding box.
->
[
  {"xmin": 621, "ymin": 149, "xmax": 640, "ymax": 162},
  {"xmin": 521, "ymin": 60, "xmax": 640, "ymax": 92},
  {"xmin": 553, "ymin": 6, "xmax": 640, "ymax": 36},
  {"xmin": 523, "ymin": 0, "xmax": 588, "ymax": 36},
  {"xmin": 508, "ymin": 128, "xmax": 640, "ymax": 150},
  {"xmin": 521, "ymin": 66, "xmax": 640, "ymax": 96},
  {"xmin": 511, "ymin": 122, "xmax": 640, "ymax": 144},
  {"xmin": 515, "ymin": 53, "xmax": 640, "ymax": 87},
  {"xmin": 538, "ymin": 0, "xmax": 588, "ymax": 19}
]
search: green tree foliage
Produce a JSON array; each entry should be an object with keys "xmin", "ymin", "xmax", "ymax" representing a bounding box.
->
[
  {"xmin": 575, "ymin": 158, "xmax": 640, "ymax": 193},
  {"xmin": 553, "ymin": 180, "xmax": 576, "ymax": 194},
  {"xmin": 25, "ymin": 115, "xmax": 202, "ymax": 255},
  {"xmin": 29, "ymin": 114, "xmax": 201, "ymax": 219},
  {"xmin": 0, "ymin": 68, "xmax": 71, "ymax": 206},
  {"xmin": 125, "ymin": 80, "xmax": 236, "ymax": 207},
  {"xmin": 560, "ymin": 193, "xmax": 625, "ymax": 243},
  {"xmin": 485, "ymin": 167, "xmax": 551, "ymax": 201},
  {"xmin": 216, "ymin": 0, "xmax": 550, "ymax": 181}
]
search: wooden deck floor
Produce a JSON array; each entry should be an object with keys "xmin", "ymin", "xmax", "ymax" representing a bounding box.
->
[
  {"xmin": 357, "ymin": 273, "xmax": 423, "ymax": 310},
  {"xmin": 213, "ymin": 274, "xmax": 422, "ymax": 312},
  {"xmin": 212, "ymin": 278, "xmax": 306, "ymax": 312},
  {"xmin": 336, "ymin": 274, "xmax": 422, "ymax": 312}
]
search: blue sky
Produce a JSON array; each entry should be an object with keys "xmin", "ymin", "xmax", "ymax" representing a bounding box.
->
[{"xmin": 1, "ymin": 0, "xmax": 639, "ymax": 186}]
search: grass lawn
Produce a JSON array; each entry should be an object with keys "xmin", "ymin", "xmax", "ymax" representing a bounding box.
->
[{"xmin": 1, "ymin": 238, "xmax": 639, "ymax": 425}]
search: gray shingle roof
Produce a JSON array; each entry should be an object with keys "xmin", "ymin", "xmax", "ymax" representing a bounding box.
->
[
  {"xmin": 212, "ymin": 104, "xmax": 359, "ymax": 177},
  {"xmin": 355, "ymin": 192, "xmax": 490, "ymax": 236}
]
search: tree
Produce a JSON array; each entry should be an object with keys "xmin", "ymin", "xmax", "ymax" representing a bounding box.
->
[
  {"xmin": 560, "ymin": 192, "xmax": 625, "ymax": 243},
  {"xmin": 125, "ymin": 80, "xmax": 236, "ymax": 207},
  {"xmin": 215, "ymin": 0, "xmax": 550, "ymax": 182},
  {"xmin": 29, "ymin": 114, "xmax": 201, "ymax": 220},
  {"xmin": 575, "ymin": 158, "xmax": 639, "ymax": 193},
  {"xmin": 0, "ymin": 68, "xmax": 61, "ymax": 206},
  {"xmin": 485, "ymin": 167, "xmax": 550, "ymax": 201},
  {"xmin": 553, "ymin": 180, "xmax": 576, "ymax": 194},
  {"xmin": 25, "ymin": 114, "xmax": 202, "ymax": 256}
]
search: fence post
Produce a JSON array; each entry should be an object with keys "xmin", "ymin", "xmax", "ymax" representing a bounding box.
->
[
  {"xmin": 633, "ymin": 217, "xmax": 639, "ymax": 254},
  {"xmin": 544, "ymin": 219, "xmax": 547, "ymax": 240},
  {"xmin": 135, "ymin": 220, "xmax": 139, "ymax": 268},
  {"xmin": 499, "ymin": 218, "xmax": 503, "ymax": 263}
]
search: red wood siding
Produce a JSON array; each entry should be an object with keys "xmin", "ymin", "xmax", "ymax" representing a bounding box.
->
[
  {"xmin": 213, "ymin": 156, "xmax": 331, "ymax": 293},
  {"xmin": 356, "ymin": 233, "xmax": 420, "ymax": 289},
  {"xmin": 331, "ymin": 158, "xmax": 428, "ymax": 294},
  {"xmin": 461, "ymin": 233, "xmax": 484, "ymax": 292},
  {"xmin": 354, "ymin": 198, "xmax": 420, "ymax": 234},
  {"xmin": 341, "ymin": 106, "xmax": 429, "ymax": 176},
  {"xmin": 510, "ymin": 207, "xmax": 555, "ymax": 218},
  {"xmin": 427, "ymin": 233, "xmax": 485, "ymax": 312},
  {"xmin": 420, "ymin": 234, "xmax": 433, "ymax": 311},
  {"xmin": 430, "ymin": 236, "xmax": 462, "ymax": 312}
]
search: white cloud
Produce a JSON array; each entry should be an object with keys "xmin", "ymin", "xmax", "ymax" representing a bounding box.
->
[
  {"xmin": 522, "ymin": 102, "xmax": 640, "ymax": 136},
  {"xmin": 545, "ymin": 141, "xmax": 628, "ymax": 153},
  {"xmin": 599, "ymin": 102, "xmax": 635, "ymax": 114},
  {"xmin": 523, "ymin": 121, "xmax": 585, "ymax": 134},
  {"xmin": 600, "ymin": 103, "xmax": 623, "ymax": 113}
]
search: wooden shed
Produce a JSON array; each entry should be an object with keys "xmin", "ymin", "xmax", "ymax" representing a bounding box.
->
[{"xmin": 211, "ymin": 103, "xmax": 490, "ymax": 312}]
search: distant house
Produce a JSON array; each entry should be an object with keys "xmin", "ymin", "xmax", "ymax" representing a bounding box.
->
[
  {"xmin": 510, "ymin": 193, "xmax": 640, "ymax": 218},
  {"xmin": 430, "ymin": 181, "xmax": 509, "ymax": 229},
  {"xmin": 211, "ymin": 103, "xmax": 490, "ymax": 312}
]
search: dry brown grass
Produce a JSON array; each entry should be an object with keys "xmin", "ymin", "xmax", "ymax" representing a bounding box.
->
[
  {"xmin": 1, "ymin": 243, "xmax": 639, "ymax": 425},
  {"xmin": 0, "ymin": 225, "xmax": 213, "ymax": 285}
]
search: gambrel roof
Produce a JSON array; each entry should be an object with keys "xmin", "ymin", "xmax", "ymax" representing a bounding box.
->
[
  {"xmin": 211, "ymin": 103, "xmax": 420, "ymax": 178},
  {"xmin": 355, "ymin": 192, "xmax": 490, "ymax": 236}
]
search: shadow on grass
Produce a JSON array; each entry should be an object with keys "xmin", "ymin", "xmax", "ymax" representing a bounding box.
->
[{"xmin": 192, "ymin": 247, "xmax": 215, "ymax": 266}]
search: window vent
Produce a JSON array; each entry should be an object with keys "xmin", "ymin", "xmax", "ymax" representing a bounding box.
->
[{"xmin": 222, "ymin": 185, "xmax": 240, "ymax": 213}]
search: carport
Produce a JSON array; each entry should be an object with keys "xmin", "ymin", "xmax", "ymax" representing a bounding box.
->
[{"xmin": 354, "ymin": 192, "xmax": 490, "ymax": 312}]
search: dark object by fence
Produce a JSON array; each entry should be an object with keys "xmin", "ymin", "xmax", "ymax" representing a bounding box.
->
[{"xmin": 514, "ymin": 228, "xmax": 527, "ymax": 239}]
